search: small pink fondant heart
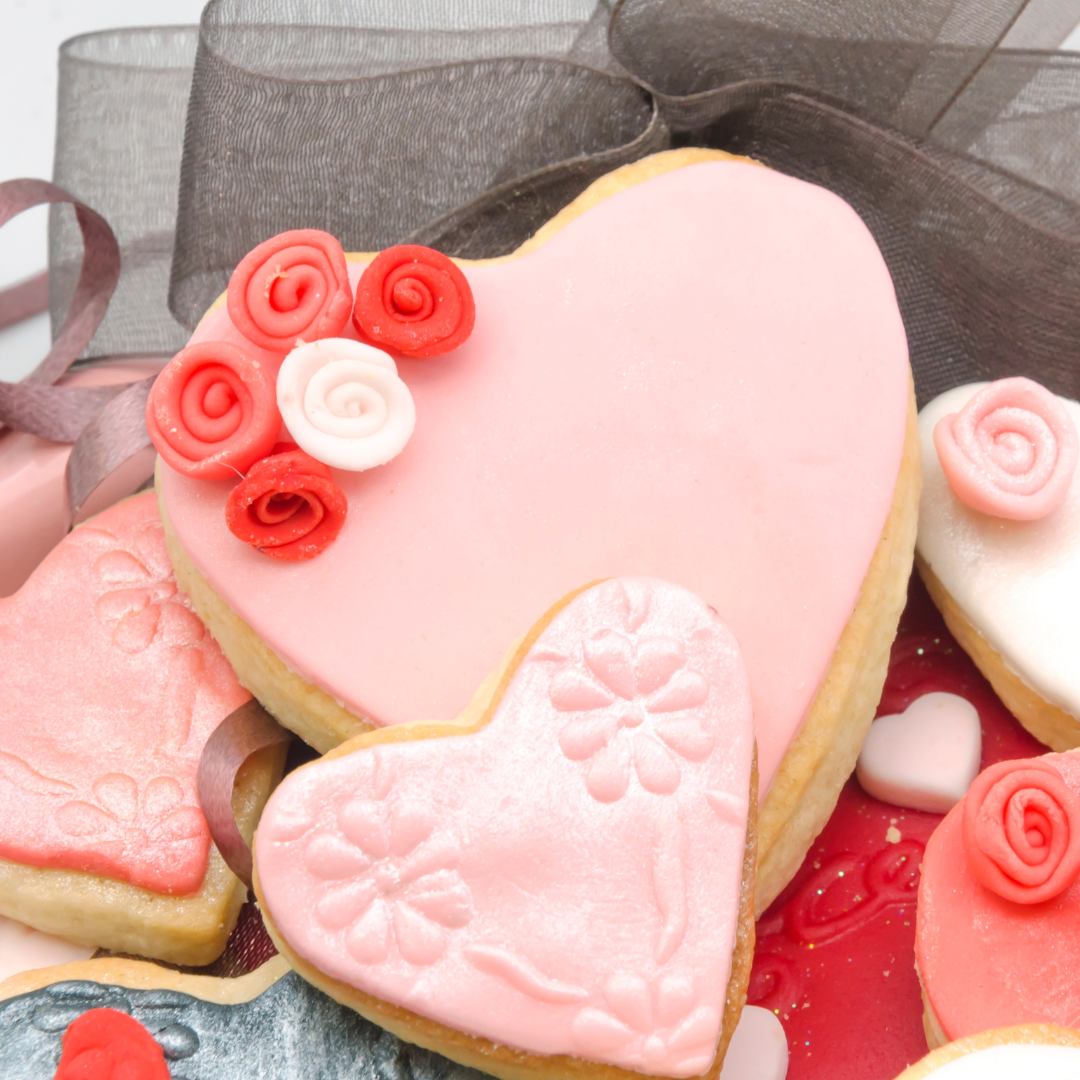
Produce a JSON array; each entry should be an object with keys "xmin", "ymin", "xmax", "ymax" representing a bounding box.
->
[
  {"xmin": 856, "ymin": 692, "xmax": 981, "ymax": 813},
  {"xmin": 256, "ymin": 579, "xmax": 755, "ymax": 1077},
  {"xmin": 0, "ymin": 492, "xmax": 249, "ymax": 894},
  {"xmin": 718, "ymin": 1006, "xmax": 788, "ymax": 1080}
]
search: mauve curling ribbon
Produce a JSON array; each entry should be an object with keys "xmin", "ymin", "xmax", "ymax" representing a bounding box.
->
[
  {"xmin": 197, "ymin": 698, "xmax": 293, "ymax": 888},
  {"xmin": 0, "ymin": 179, "xmax": 171, "ymax": 524},
  {"xmin": 0, "ymin": 178, "xmax": 122, "ymax": 438}
]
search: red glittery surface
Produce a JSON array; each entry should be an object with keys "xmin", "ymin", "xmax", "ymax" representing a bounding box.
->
[{"xmin": 747, "ymin": 575, "xmax": 1044, "ymax": 1080}]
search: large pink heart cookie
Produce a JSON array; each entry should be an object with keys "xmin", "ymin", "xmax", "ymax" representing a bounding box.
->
[
  {"xmin": 255, "ymin": 578, "xmax": 756, "ymax": 1079},
  {"xmin": 158, "ymin": 155, "xmax": 911, "ymax": 805}
]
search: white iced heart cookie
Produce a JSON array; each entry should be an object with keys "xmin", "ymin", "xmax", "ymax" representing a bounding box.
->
[
  {"xmin": 856, "ymin": 692, "xmax": 981, "ymax": 813},
  {"xmin": 917, "ymin": 382, "xmax": 1080, "ymax": 751}
]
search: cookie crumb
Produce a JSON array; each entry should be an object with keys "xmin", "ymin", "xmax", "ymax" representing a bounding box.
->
[{"xmin": 886, "ymin": 825, "xmax": 901, "ymax": 844}]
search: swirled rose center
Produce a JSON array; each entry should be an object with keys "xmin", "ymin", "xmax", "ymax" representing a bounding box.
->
[
  {"xmin": 968, "ymin": 406, "xmax": 1056, "ymax": 493},
  {"xmin": 179, "ymin": 365, "xmax": 244, "ymax": 443},
  {"xmin": 254, "ymin": 491, "xmax": 307, "ymax": 525},
  {"xmin": 202, "ymin": 379, "xmax": 236, "ymax": 419},
  {"xmin": 268, "ymin": 262, "xmax": 324, "ymax": 318},
  {"xmin": 387, "ymin": 271, "xmax": 435, "ymax": 322}
]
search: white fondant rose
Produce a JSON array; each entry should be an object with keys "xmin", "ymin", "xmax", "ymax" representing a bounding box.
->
[{"xmin": 276, "ymin": 338, "xmax": 416, "ymax": 471}]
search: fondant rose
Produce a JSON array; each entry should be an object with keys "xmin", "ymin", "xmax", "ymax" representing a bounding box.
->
[
  {"xmin": 276, "ymin": 338, "xmax": 415, "ymax": 471},
  {"xmin": 227, "ymin": 228, "xmax": 352, "ymax": 351},
  {"xmin": 962, "ymin": 757, "xmax": 1080, "ymax": 904},
  {"xmin": 225, "ymin": 443, "xmax": 347, "ymax": 560},
  {"xmin": 54, "ymin": 1008, "xmax": 169, "ymax": 1080},
  {"xmin": 353, "ymin": 244, "xmax": 475, "ymax": 357},
  {"xmin": 934, "ymin": 377, "xmax": 1079, "ymax": 520},
  {"xmin": 145, "ymin": 341, "xmax": 280, "ymax": 480}
]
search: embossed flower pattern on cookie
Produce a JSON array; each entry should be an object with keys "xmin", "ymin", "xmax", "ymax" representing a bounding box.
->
[
  {"xmin": 549, "ymin": 625, "xmax": 712, "ymax": 802},
  {"xmin": 306, "ymin": 797, "xmax": 472, "ymax": 967},
  {"xmin": 571, "ymin": 971, "xmax": 719, "ymax": 1075},
  {"xmin": 90, "ymin": 519, "xmax": 206, "ymax": 655}
]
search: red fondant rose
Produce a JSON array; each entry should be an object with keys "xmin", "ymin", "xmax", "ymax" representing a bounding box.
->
[
  {"xmin": 228, "ymin": 228, "xmax": 352, "ymax": 351},
  {"xmin": 962, "ymin": 757, "xmax": 1080, "ymax": 904},
  {"xmin": 353, "ymin": 244, "xmax": 475, "ymax": 357},
  {"xmin": 934, "ymin": 377, "xmax": 1079, "ymax": 520},
  {"xmin": 146, "ymin": 341, "xmax": 281, "ymax": 480},
  {"xmin": 54, "ymin": 1008, "xmax": 169, "ymax": 1080},
  {"xmin": 225, "ymin": 443, "xmax": 347, "ymax": 560}
]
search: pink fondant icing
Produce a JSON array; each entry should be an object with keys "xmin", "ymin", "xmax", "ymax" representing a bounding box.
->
[
  {"xmin": 256, "ymin": 578, "xmax": 755, "ymax": 1076},
  {"xmin": 916, "ymin": 750, "xmax": 1080, "ymax": 1038},
  {"xmin": 0, "ymin": 360, "xmax": 162, "ymax": 599},
  {"xmin": 159, "ymin": 160, "xmax": 910, "ymax": 795},
  {"xmin": 0, "ymin": 492, "xmax": 250, "ymax": 894}
]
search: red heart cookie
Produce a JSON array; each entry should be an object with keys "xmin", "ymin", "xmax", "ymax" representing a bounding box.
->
[
  {"xmin": 255, "ymin": 578, "xmax": 755, "ymax": 1078},
  {"xmin": 158, "ymin": 156, "xmax": 911, "ymax": 814}
]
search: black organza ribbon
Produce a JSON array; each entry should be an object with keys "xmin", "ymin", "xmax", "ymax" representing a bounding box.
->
[{"xmin": 6, "ymin": 0, "xmax": 1080, "ymax": 518}]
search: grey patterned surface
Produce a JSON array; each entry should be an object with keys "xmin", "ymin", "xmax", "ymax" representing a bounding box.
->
[{"xmin": 0, "ymin": 970, "xmax": 490, "ymax": 1080}]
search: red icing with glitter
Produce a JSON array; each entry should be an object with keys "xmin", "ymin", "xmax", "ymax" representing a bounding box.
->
[
  {"xmin": 353, "ymin": 244, "xmax": 475, "ymax": 357},
  {"xmin": 225, "ymin": 443, "xmax": 348, "ymax": 560},
  {"xmin": 53, "ymin": 1008, "xmax": 169, "ymax": 1080},
  {"xmin": 146, "ymin": 341, "xmax": 281, "ymax": 481},
  {"xmin": 228, "ymin": 229, "xmax": 352, "ymax": 351},
  {"xmin": 748, "ymin": 575, "xmax": 1044, "ymax": 1080}
]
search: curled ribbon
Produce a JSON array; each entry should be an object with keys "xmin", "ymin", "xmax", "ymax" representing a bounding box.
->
[
  {"xmin": 0, "ymin": 179, "xmax": 168, "ymax": 525},
  {"xmin": 197, "ymin": 698, "xmax": 292, "ymax": 888}
]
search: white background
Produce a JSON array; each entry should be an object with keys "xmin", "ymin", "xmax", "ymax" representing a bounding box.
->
[{"xmin": 2, "ymin": 0, "xmax": 1080, "ymax": 379}]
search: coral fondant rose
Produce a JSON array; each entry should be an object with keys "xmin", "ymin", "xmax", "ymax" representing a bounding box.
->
[
  {"xmin": 276, "ymin": 338, "xmax": 415, "ymax": 471},
  {"xmin": 962, "ymin": 757, "xmax": 1080, "ymax": 904},
  {"xmin": 228, "ymin": 228, "xmax": 352, "ymax": 351},
  {"xmin": 225, "ymin": 443, "xmax": 347, "ymax": 560},
  {"xmin": 934, "ymin": 377, "xmax": 1079, "ymax": 520},
  {"xmin": 145, "ymin": 341, "xmax": 280, "ymax": 480},
  {"xmin": 54, "ymin": 1008, "xmax": 169, "ymax": 1080},
  {"xmin": 353, "ymin": 244, "xmax": 475, "ymax": 357}
]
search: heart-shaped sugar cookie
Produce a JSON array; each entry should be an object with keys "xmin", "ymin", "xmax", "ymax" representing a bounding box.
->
[
  {"xmin": 0, "ymin": 492, "xmax": 248, "ymax": 894},
  {"xmin": 159, "ymin": 155, "xmax": 911, "ymax": 804},
  {"xmin": 0, "ymin": 492, "xmax": 273, "ymax": 965},
  {"xmin": 917, "ymin": 384, "xmax": 1080, "ymax": 751},
  {"xmin": 856, "ymin": 692, "xmax": 981, "ymax": 813},
  {"xmin": 255, "ymin": 578, "xmax": 755, "ymax": 1079}
]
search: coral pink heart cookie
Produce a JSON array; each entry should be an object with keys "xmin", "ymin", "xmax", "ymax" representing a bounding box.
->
[
  {"xmin": 254, "ymin": 578, "xmax": 757, "ymax": 1080},
  {"xmin": 916, "ymin": 750, "xmax": 1080, "ymax": 1042},
  {"xmin": 856, "ymin": 692, "xmax": 981, "ymax": 813},
  {"xmin": 159, "ymin": 149, "xmax": 919, "ymax": 914},
  {"xmin": 0, "ymin": 492, "xmax": 284, "ymax": 965}
]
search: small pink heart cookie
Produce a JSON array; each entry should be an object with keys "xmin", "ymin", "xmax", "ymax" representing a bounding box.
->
[
  {"xmin": 856, "ymin": 692, "xmax": 981, "ymax": 813},
  {"xmin": 0, "ymin": 492, "xmax": 279, "ymax": 965},
  {"xmin": 254, "ymin": 578, "xmax": 757, "ymax": 1080}
]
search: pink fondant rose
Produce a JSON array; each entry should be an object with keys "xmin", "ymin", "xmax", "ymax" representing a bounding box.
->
[
  {"xmin": 145, "ymin": 341, "xmax": 281, "ymax": 480},
  {"xmin": 228, "ymin": 228, "xmax": 352, "ymax": 351},
  {"xmin": 962, "ymin": 757, "xmax": 1080, "ymax": 904},
  {"xmin": 934, "ymin": 377, "xmax": 1078, "ymax": 520}
]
